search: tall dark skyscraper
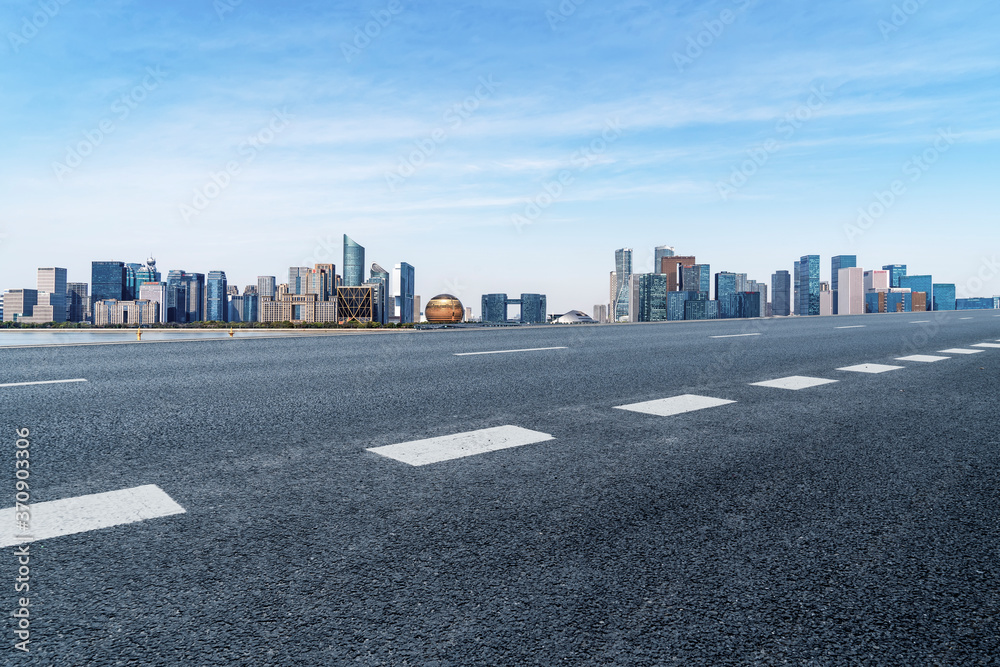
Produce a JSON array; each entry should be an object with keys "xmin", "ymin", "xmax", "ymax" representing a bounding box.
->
[
  {"xmin": 481, "ymin": 293, "xmax": 508, "ymax": 323},
  {"xmin": 681, "ymin": 264, "xmax": 710, "ymax": 295},
  {"xmin": 519, "ymin": 294, "xmax": 547, "ymax": 324},
  {"xmin": 394, "ymin": 262, "xmax": 415, "ymax": 323},
  {"xmin": 66, "ymin": 282, "xmax": 89, "ymax": 322},
  {"xmin": 772, "ymin": 270, "xmax": 791, "ymax": 316},
  {"xmin": 343, "ymin": 235, "xmax": 365, "ymax": 287},
  {"xmin": 797, "ymin": 255, "xmax": 820, "ymax": 316},
  {"xmin": 637, "ymin": 274, "xmax": 667, "ymax": 322},
  {"xmin": 614, "ymin": 248, "xmax": 633, "ymax": 321},
  {"xmin": 205, "ymin": 271, "xmax": 228, "ymax": 322},
  {"xmin": 91, "ymin": 261, "xmax": 126, "ymax": 301},
  {"xmin": 661, "ymin": 256, "xmax": 696, "ymax": 293},
  {"xmin": 167, "ymin": 270, "xmax": 205, "ymax": 322}
]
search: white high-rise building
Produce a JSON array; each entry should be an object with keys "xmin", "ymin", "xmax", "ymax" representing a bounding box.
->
[
  {"xmin": 838, "ymin": 267, "xmax": 865, "ymax": 315},
  {"xmin": 139, "ymin": 282, "xmax": 167, "ymax": 325},
  {"xmin": 864, "ymin": 270, "xmax": 890, "ymax": 292},
  {"xmin": 35, "ymin": 268, "xmax": 67, "ymax": 322}
]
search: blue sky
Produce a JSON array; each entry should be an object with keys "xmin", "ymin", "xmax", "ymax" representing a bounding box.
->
[{"xmin": 1, "ymin": 0, "xmax": 998, "ymax": 313}]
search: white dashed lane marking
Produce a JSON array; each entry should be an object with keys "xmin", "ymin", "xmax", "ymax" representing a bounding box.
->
[
  {"xmin": 910, "ymin": 321, "xmax": 930, "ymax": 324},
  {"xmin": 454, "ymin": 347, "xmax": 567, "ymax": 357},
  {"xmin": 710, "ymin": 333, "xmax": 761, "ymax": 339},
  {"xmin": 0, "ymin": 485, "xmax": 185, "ymax": 548},
  {"xmin": 835, "ymin": 325, "xmax": 866, "ymax": 329},
  {"xmin": 940, "ymin": 348, "xmax": 984, "ymax": 355},
  {"xmin": 837, "ymin": 363, "xmax": 905, "ymax": 374},
  {"xmin": 0, "ymin": 379, "xmax": 87, "ymax": 388},
  {"xmin": 751, "ymin": 376, "xmax": 838, "ymax": 390},
  {"xmin": 615, "ymin": 394, "xmax": 735, "ymax": 417},
  {"xmin": 896, "ymin": 355, "xmax": 950, "ymax": 363},
  {"xmin": 972, "ymin": 343, "xmax": 1000, "ymax": 349},
  {"xmin": 367, "ymin": 426, "xmax": 554, "ymax": 466}
]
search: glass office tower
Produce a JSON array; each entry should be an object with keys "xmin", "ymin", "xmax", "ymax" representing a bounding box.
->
[
  {"xmin": 92, "ymin": 261, "xmax": 126, "ymax": 301},
  {"xmin": 637, "ymin": 274, "xmax": 667, "ymax": 322},
  {"xmin": 67, "ymin": 282, "xmax": 89, "ymax": 322},
  {"xmin": 519, "ymin": 294, "xmax": 547, "ymax": 324},
  {"xmin": 899, "ymin": 275, "xmax": 932, "ymax": 304},
  {"xmin": 481, "ymin": 293, "xmax": 508, "ymax": 323},
  {"xmin": 257, "ymin": 276, "xmax": 276, "ymax": 299},
  {"xmin": 715, "ymin": 272, "xmax": 738, "ymax": 318},
  {"xmin": 653, "ymin": 246, "xmax": 675, "ymax": 274},
  {"xmin": 932, "ymin": 283, "xmax": 956, "ymax": 311},
  {"xmin": 772, "ymin": 270, "xmax": 791, "ymax": 316},
  {"xmin": 882, "ymin": 264, "xmax": 907, "ymax": 288},
  {"xmin": 205, "ymin": 271, "xmax": 228, "ymax": 322},
  {"xmin": 796, "ymin": 255, "xmax": 820, "ymax": 315},
  {"xmin": 831, "ymin": 255, "xmax": 857, "ymax": 292},
  {"xmin": 343, "ymin": 235, "xmax": 365, "ymax": 287},
  {"xmin": 393, "ymin": 262, "xmax": 415, "ymax": 323},
  {"xmin": 614, "ymin": 248, "xmax": 633, "ymax": 321}
]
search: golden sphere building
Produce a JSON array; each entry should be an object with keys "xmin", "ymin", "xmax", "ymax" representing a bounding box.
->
[{"xmin": 424, "ymin": 294, "xmax": 465, "ymax": 324}]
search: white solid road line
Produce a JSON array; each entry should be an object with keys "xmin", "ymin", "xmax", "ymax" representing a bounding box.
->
[
  {"xmin": 0, "ymin": 485, "xmax": 185, "ymax": 548},
  {"xmin": 710, "ymin": 333, "xmax": 761, "ymax": 339},
  {"xmin": 940, "ymin": 348, "xmax": 984, "ymax": 355},
  {"xmin": 367, "ymin": 425, "xmax": 554, "ymax": 466},
  {"xmin": 751, "ymin": 376, "xmax": 838, "ymax": 390},
  {"xmin": 615, "ymin": 394, "xmax": 735, "ymax": 417},
  {"xmin": 897, "ymin": 355, "xmax": 950, "ymax": 363},
  {"xmin": 454, "ymin": 347, "xmax": 567, "ymax": 356},
  {"xmin": 837, "ymin": 363, "xmax": 905, "ymax": 374},
  {"xmin": 835, "ymin": 325, "xmax": 866, "ymax": 329},
  {"xmin": 0, "ymin": 378, "xmax": 87, "ymax": 388}
]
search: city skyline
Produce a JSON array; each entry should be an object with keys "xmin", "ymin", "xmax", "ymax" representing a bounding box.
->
[{"xmin": 2, "ymin": 2, "xmax": 998, "ymax": 313}]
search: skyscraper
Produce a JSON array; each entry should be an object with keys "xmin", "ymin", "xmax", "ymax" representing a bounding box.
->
[
  {"xmin": 837, "ymin": 267, "xmax": 864, "ymax": 315},
  {"xmin": 661, "ymin": 256, "xmax": 696, "ymax": 293},
  {"xmin": 393, "ymin": 262, "xmax": 415, "ymax": 324},
  {"xmin": 653, "ymin": 246, "xmax": 675, "ymax": 273},
  {"xmin": 715, "ymin": 272, "xmax": 738, "ymax": 318},
  {"xmin": 257, "ymin": 276, "xmax": 276, "ymax": 299},
  {"xmin": 167, "ymin": 270, "xmax": 205, "ymax": 322},
  {"xmin": 92, "ymin": 261, "xmax": 126, "ymax": 301},
  {"xmin": 681, "ymin": 264, "xmax": 710, "ymax": 294},
  {"xmin": 343, "ymin": 235, "xmax": 365, "ymax": 287},
  {"xmin": 614, "ymin": 248, "xmax": 633, "ymax": 321},
  {"xmin": 288, "ymin": 267, "xmax": 311, "ymax": 295},
  {"xmin": 882, "ymin": 264, "xmax": 907, "ymax": 288},
  {"xmin": 368, "ymin": 263, "xmax": 390, "ymax": 323},
  {"xmin": 139, "ymin": 282, "xmax": 168, "ymax": 324},
  {"xmin": 36, "ymin": 267, "xmax": 67, "ymax": 322},
  {"xmin": 637, "ymin": 274, "xmax": 667, "ymax": 322},
  {"xmin": 899, "ymin": 275, "xmax": 932, "ymax": 304},
  {"xmin": 932, "ymin": 284, "xmax": 956, "ymax": 311},
  {"xmin": 831, "ymin": 255, "xmax": 857, "ymax": 292},
  {"xmin": 67, "ymin": 282, "xmax": 89, "ymax": 322},
  {"xmin": 797, "ymin": 255, "xmax": 820, "ymax": 316},
  {"xmin": 205, "ymin": 271, "xmax": 228, "ymax": 322},
  {"xmin": 481, "ymin": 294, "xmax": 508, "ymax": 323},
  {"xmin": 519, "ymin": 294, "xmax": 546, "ymax": 324}
]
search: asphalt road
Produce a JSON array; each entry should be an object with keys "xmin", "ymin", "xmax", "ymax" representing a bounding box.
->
[{"xmin": 2, "ymin": 310, "xmax": 999, "ymax": 665}]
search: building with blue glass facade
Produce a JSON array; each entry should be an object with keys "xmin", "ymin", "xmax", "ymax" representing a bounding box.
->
[
  {"xmin": 166, "ymin": 270, "xmax": 205, "ymax": 322},
  {"xmin": 653, "ymin": 246, "xmax": 674, "ymax": 273},
  {"xmin": 614, "ymin": 248, "xmax": 633, "ymax": 321},
  {"xmin": 205, "ymin": 271, "xmax": 228, "ymax": 321},
  {"xmin": 684, "ymin": 298, "xmax": 719, "ymax": 320},
  {"xmin": 797, "ymin": 255, "xmax": 820, "ymax": 315},
  {"xmin": 481, "ymin": 293, "xmax": 508, "ymax": 323},
  {"xmin": 733, "ymin": 292, "xmax": 762, "ymax": 318},
  {"xmin": 393, "ymin": 262, "xmax": 415, "ymax": 323},
  {"xmin": 957, "ymin": 298, "xmax": 996, "ymax": 310},
  {"xmin": 343, "ymin": 236, "xmax": 365, "ymax": 287},
  {"xmin": 519, "ymin": 294, "xmax": 547, "ymax": 324},
  {"xmin": 830, "ymin": 255, "xmax": 856, "ymax": 293},
  {"xmin": 92, "ymin": 261, "xmax": 127, "ymax": 301},
  {"xmin": 899, "ymin": 275, "xmax": 932, "ymax": 304},
  {"xmin": 715, "ymin": 272, "xmax": 737, "ymax": 318},
  {"xmin": 637, "ymin": 274, "xmax": 667, "ymax": 322},
  {"xmin": 771, "ymin": 270, "xmax": 790, "ymax": 316},
  {"xmin": 932, "ymin": 283, "xmax": 956, "ymax": 311},
  {"xmin": 666, "ymin": 291, "xmax": 696, "ymax": 321},
  {"xmin": 883, "ymin": 264, "xmax": 907, "ymax": 288}
]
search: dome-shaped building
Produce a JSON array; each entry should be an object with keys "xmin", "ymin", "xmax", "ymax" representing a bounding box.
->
[{"xmin": 424, "ymin": 294, "xmax": 464, "ymax": 324}]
